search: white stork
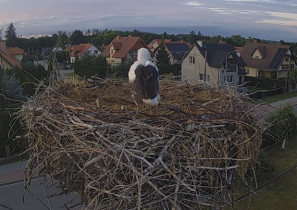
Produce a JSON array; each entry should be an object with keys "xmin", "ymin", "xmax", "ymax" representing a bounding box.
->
[{"xmin": 128, "ymin": 48, "xmax": 160, "ymax": 105}]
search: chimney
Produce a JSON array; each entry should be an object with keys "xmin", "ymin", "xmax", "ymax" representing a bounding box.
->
[
  {"xmin": 197, "ymin": 40, "xmax": 203, "ymax": 48},
  {"xmin": 236, "ymin": 51, "xmax": 241, "ymax": 57},
  {"xmin": 116, "ymin": 35, "xmax": 121, "ymax": 40},
  {"xmin": 128, "ymin": 35, "xmax": 132, "ymax": 38}
]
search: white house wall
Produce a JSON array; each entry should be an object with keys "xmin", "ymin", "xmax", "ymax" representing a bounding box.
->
[
  {"xmin": 181, "ymin": 46, "xmax": 204, "ymax": 81},
  {"xmin": 181, "ymin": 46, "xmax": 219, "ymax": 84},
  {"xmin": 86, "ymin": 45, "xmax": 101, "ymax": 56}
]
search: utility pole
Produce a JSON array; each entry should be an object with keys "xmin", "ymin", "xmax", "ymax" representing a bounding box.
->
[
  {"xmin": 204, "ymin": 49, "xmax": 207, "ymax": 82},
  {"xmin": 288, "ymin": 49, "xmax": 292, "ymax": 92}
]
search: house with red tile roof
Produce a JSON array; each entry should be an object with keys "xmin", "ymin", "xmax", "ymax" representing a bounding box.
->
[
  {"xmin": 148, "ymin": 39, "xmax": 171, "ymax": 54},
  {"xmin": 101, "ymin": 35, "xmax": 148, "ymax": 66},
  {"xmin": 8, "ymin": 46, "xmax": 24, "ymax": 62},
  {"xmin": 65, "ymin": 43, "xmax": 101, "ymax": 63},
  {"xmin": 0, "ymin": 42, "xmax": 23, "ymax": 69},
  {"xmin": 240, "ymin": 41, "xmax": 296, "ymax": 79}
]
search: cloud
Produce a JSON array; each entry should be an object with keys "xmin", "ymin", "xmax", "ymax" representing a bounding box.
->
[
  {"xmin": 185, "ymin": 1, "xmax": 202, "ymax": 7},
  {"xmin": 207, "ymin": 7, "xmax": 231, "ymax": 15},
  {"xmin": 225, "ymin": 0, "xmax": 277, "ymax": 3},
  {"xmin": 258, "ymin": 11, "xmax": 297, "ymax": 26},
  {"xmin": 231, "ymin": 10, "xmax": 259, "ymax": 14}
]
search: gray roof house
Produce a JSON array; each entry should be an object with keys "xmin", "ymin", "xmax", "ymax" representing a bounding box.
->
[{"xmin": 181, "ymin": 41, "xmax": 246, "ymax": 86}]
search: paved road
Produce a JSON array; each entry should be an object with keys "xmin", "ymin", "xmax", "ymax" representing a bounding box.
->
[
  {"xmin": 0, "ymin": 161, "xmax": 82, "ymax": 210},
  {"xmin": 0, "ymin": 178, "xmax": 82, "ymax": 210},
  {"xmin": 254, "ymin": 96, "xmax": 297, "ymax": 120}
]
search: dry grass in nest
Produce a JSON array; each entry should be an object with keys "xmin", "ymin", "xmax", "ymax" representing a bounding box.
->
[{"xmin": 19, "ymin": 78, "xmax": 262, "ymax": 209}]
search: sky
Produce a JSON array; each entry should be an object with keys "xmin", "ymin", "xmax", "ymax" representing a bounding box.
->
[{"xmin": 0, "ymin": 0, "xmax": 297, "ymax": 42}]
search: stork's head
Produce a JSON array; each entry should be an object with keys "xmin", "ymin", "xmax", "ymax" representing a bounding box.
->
[{"xmin": 137, "ymin": 48, "xmax": 153, "ymax": 62}]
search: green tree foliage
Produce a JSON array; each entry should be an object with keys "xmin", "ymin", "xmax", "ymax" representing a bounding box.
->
[
  {"xmin": 5, "ymin": 23, "xmax": 18, "ymax": 47},
  {"xmin": 9, "ymin": 63, "xmax": 48, "ymax": 96},
  {"xmin": 187, "ymin": 31, "xmax": 197, "ymax": 44},
  {"xmin": 109, "ymin": 62, "xmax": 132, "ymax": 78},
  {"xmin": 0, "ymin": 70, "xmax": 25, "ymax": 157},
  {"xmin": 0, "ymin": 108, "xmax": 25, "ymax": 156},
  {"xmin": 245, "ymin": 76, "xmax": 284, "ymax": 90},
  {"xmin": 56, "ymin": 31, "xmax": 69, "ymax": 47},
  {"xmin": 56, "ymin": 51, "xmax": 67, "ymax": 63},
  {"xmin": 74, "ymin": 55, "xmax": 110, "ymax": 78},
  {"xmin": 267, "ymin": 104, "xmax": 297, "ymax": 143},
  {"xmin": 158, "ymin": 64, "xmax": 181, "ymax": 76},
  {"xmin": 156, "ymin": 44, "xmax": 170, "ymax": 65},
  {"xmin": 70, "ymin": 30, "xmax": 85, "ymax": 45},
  {"xmin": 1, "ymin": 71, "xmax": 24, "ymax": 100}
]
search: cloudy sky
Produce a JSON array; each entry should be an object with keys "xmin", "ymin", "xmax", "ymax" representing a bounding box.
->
[{"xmin": 0, "ymin": 0, "xmax": 297, "ymax": 41}]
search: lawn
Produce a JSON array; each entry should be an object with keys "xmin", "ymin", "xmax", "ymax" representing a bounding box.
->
[
  {"xmin": 231, "ymin": 137, "xmax": 297, "ymax": 210},
  {"xmin": 258, "ymin": 91, "xmax": 297, "ymax": 104}
]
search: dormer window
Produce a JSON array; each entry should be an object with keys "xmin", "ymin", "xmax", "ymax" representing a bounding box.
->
[
  {"xmin": 250, "ymin": 46, "xmax": 265, "ymax": 59},
  {"xmin": 251, "ymin": 50, "xmax": 262, "ymax": 59}
]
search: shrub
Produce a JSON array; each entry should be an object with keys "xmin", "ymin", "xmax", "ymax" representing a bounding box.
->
[
  {"xmin": 109, "ymin": 62, "xmax": 132, "ymax": 79},
  {"xmin": 1, "ymin": 71, "xmax": 25, "ymax": 101},
  {"xmin": 157, "ymin": 64, "xmax": 181, "ymax": 76},
  {"xmin": 245, "ymin": 76, "xmax": 284, "ymax": 90},
  {"xmin": 74, "ymin": 55, "xmax": 110, "ymax": 78},
  {"xmin": 266, "ymin": 104, "xmax": 297, "ymax": 143}
]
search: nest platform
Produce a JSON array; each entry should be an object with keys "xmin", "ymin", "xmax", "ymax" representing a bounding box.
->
[{"xmin": 19, "ymin": 79, "xmax": 262, "ymax": 209}]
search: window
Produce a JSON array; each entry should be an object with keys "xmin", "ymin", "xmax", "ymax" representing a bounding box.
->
[
  {"xmin": 94, "ymin": 50, "xmax": 99, "ymax": 54},
  {"xmin": 224, "ymin": 76, "xmax": 233, "ymax": 83},
  {"xmin": 246, "ymin": 69, "xmax": 250, "ymax": 74},
  {"xmin": 189, "ymin": 56, "xmax": 195, "ymax": 64},
  {"xmin": 199, "ymin": 73, "xmax": 203, "ymax": 80}
]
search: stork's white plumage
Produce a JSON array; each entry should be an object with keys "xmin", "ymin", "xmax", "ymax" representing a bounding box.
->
[{"xmin": 128, "ymin": 48, "xmax": 160, "ymax": 105}]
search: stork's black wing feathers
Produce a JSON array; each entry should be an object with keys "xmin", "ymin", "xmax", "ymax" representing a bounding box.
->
[{"xmin": 131, "ymin": 64, "xmax": 159, "ymax": 103}]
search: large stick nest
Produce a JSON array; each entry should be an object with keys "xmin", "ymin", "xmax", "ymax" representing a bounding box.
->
[{"xmin": 19, "ymin": 78, "xmax": 262, "ymax": 209}]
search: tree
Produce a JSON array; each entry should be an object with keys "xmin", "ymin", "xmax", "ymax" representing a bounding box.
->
[
  {"xmin": 188, "ymin": 31, "xmax": 197, "ymax": 44},
  {"xmin": 70, "ymin": 30, "xmax": 85, "ymax": 45},
  {"xmin": 56, "ymin": 51, "xmax": 68, "ymax": 63},
  {"xmin": 74, "ymin": 55, "xmax": 110, "ymax": 78},
  {"xmin": 56, "ymin": 31, "xmax": 69, "ymax": 47},
  {"xmin": 5, "ymin": 23, "xmax": 18, "ymax": 47},
  {"xmin": 155, "ymin": 44, "xmax": 170, "ymax": 65}
]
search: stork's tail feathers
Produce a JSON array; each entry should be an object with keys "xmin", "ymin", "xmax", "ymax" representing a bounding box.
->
[{"xmin": 142, "ymin": 94, "xmax": 160, "ymax": 106}]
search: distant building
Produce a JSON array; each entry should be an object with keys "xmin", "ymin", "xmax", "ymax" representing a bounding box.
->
[
  {"xmin": 101, "ymin": 35, "xmax": 148, "ymax": 66},
  {"xmin": 8, "ymin": 46, "xmax": 24, "ymax": 62},
  {"xmin": 181, "ymin": 41, "xmax": 246, "ymax": 86},
  {"xmin": 65, "ymin": 44, "xmax": 101, "ymax": 63},
  {"xmin": 148, "ymin": 39, "xmax": 192, "ymax": 64},
  {"xmin": 147, "ymin": 39, "xmax": 171, "ymax": 54},
  {"xmin": 0, "ymin": 41, "xmax": 24, "ymax": 69},
  {"xmin": 241, "ymin": 41, "xmax": 296, "ymax": 79}
]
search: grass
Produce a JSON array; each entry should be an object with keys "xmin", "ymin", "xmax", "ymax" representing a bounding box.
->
[
  {"xmin": 231, "ymin": 137, "xmax": 297, "ymax": 210},
  {"xmin": 258, "ymin": 91, "xmax": 297, "ymax": 104}
]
